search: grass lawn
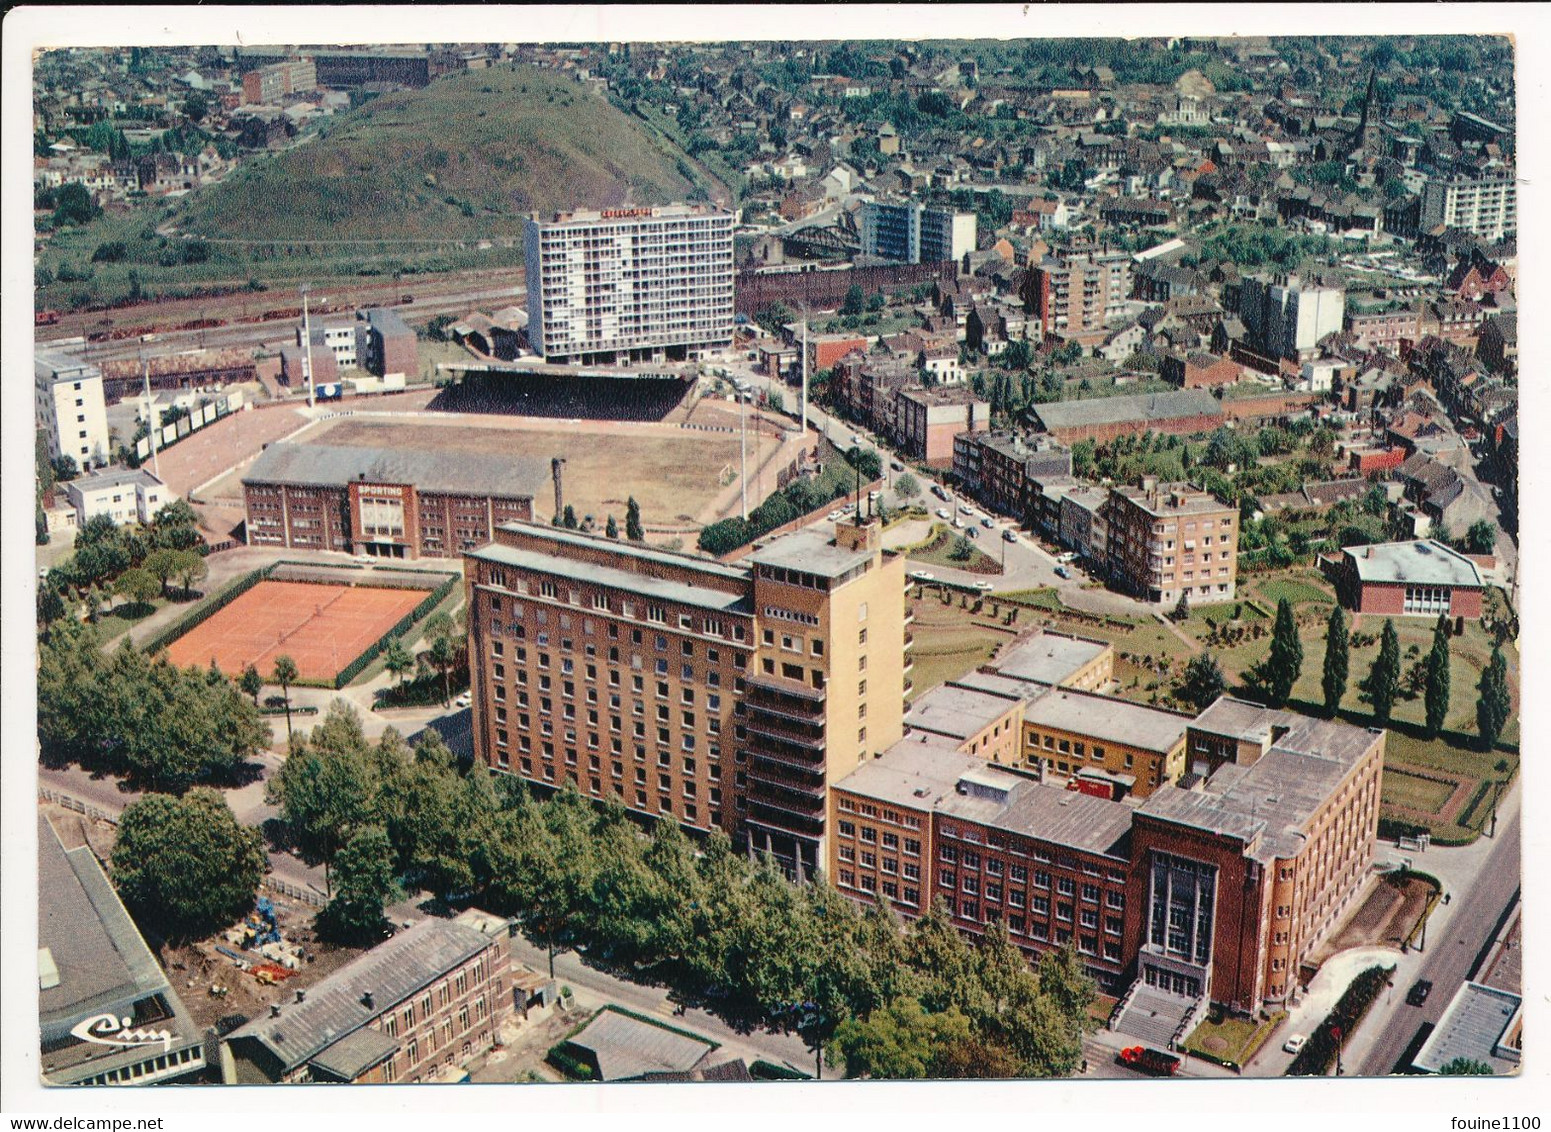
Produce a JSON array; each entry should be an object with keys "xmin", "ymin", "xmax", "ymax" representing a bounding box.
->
[
  {"xmin": 998, "ymin": 587, "xmax": 1063, "ymax": 609},
  {"xmin": 1380, "ymin": 767, "xmax": 1458, "ymax": 815},
  {"xmin": 1252, "ymin": 579, "xmax": 1334, "ymax": 607},
  {"xmin": 1184, "ymin": 1011, "xmax": 1286, "ymax": 1068},
  {"xmin": 906, "ymin": 594, "xmax": 1010, "ymax": 700},
  {"xmin": 906, "ymin": 524, "xmax": 1003, "ymax": 575}
]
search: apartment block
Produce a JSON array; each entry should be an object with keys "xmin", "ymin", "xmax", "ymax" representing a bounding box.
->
[
  {"xmin": 1420, "ymin": 172, "xmax": 1517, "ymax": 241},
  {"xmin": 860, "ymin": 200, "xmax": 977, "ymax": 264},
  {"xmin": 894, "ymin": 386, "xmax": 989, "ymax": 466},
  {"xmin": 36, "ymin": 349, "xmax": 110, "ymax": 470},
  {"xmin": 952, "ymin": 430, "xmax": 1072, "ymax": 518},
  {"xmin": 524, "ymin": 204, "xmax": 735, "ymax": 366},
  {"xmin": 360, "ymin": 308, "xmax": 419, "ymax": 378},
  {"xmin": 465, "ymin": 518, "xmax": 908, "ymax": 878},
  {"xmin": 243, "ymin": 443, "xmax": 544, "ymax": 558},
  {"xmin": 241, "ymin": 58, "xmax": 317, "ymax": 104},
  {"xmin": 1026, "ymin": 250, "xmax": 1132, "ymax": 343},
  {"xmin": 1237, "ymin": 273, "xmax": 1345, "ymax": 362},
  {"xmin": 1105, "ymin": 478, "xmax": 1239, "ymax": 605}
]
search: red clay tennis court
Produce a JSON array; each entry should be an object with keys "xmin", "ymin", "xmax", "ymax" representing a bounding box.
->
[{"xmin": 164, "ymin": 579, "xmax": 428, "ymax": 683}]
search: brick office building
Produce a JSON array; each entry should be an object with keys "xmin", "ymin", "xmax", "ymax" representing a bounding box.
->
[
  {"xmin": 464, "ymin": 518, "xmax": 909, "ymax": 878},
  {"xmin": 833, "ymin": 697, "xmax": 1386, "ymax": 1014},
  {"xmin": 242, "ymin": 443, "xmax": 546, "ymax": 559},
  {"xmin": 1105, "ymin": 477, "xmax": 1239, "ymax": 605},
  {"xmin": 1330, "ymin": 539, "xmax": 1485, "ymax": 620},
  {"xmin": 222, "ymin": 912, "xmax": 522, "ymax": 1085},
  {"xmin": 952, "ymin": 430, "xmax": 1072, "ymax": 519},
  {"xmin": 1127, "ymin": 704, "xmax": 1385, "ymax": 1013}
]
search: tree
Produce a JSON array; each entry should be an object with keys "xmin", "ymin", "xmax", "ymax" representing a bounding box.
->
[
  {"xmin": 1368, "ymin": 619, "xmax": 1401, "ymax": 726},
  {"xmin": 1439, "ymin": 1057, "xmax": 1496, "ymax": 1076},
  {"xmin": 51, "ymin": 182, "xmax": 101, "ymax": 227},
  {"xmin": 1172, "ymin": 590, "xmax": 1191, "ymax": 622},
  {"xmin": 605, "ymin": 514, "xmax": 620, "ymax": 539},
  {"xmin": 173, "ymin": 550, "xmax": 208, "ymax": 598},
  {"xmin": 1424, "ymin": 613, "xmax": 1451, "ymax": 738},
  {"xmin": 182, "ymin": 91, "xmax": 209, "ymax": 122},
  {"xmin": 1321, "ymin": 603, "xmax": 1350, "ymax": 717},
  {"xmin": 383, "ymin": 637, "xmax": 414, "ymax": 686},
  {"xmin": 318, "ymin": 825, "xmax": 398, "ymax": 944},
  {"xmin": 841, "ymin": 283, "xmax": 866, "ymax": 317},
  {"xmin": 272, "ymin": 654, "xmax": 299, "ymax": 740},
  {"xmin": 143, "ymin": 547, "xmax": 182, "ymax": 598},
  {"xmin": 113, "ymin": 567, "xmax": 159, "ymax": 611},
  {"xmin": 429, "ymin": 634, "xmax": 458, "ymax": 706},
  {"xmin": 562, "ymin": 504, "xmax": 579, "ymax": 529},
  {"xmin": 1362, "ymin": 483, "xmax": 1389, "ymax": 517},
  {"xmin": 266, "ymin": 701, "xmax": 385, "ymax": 892},
  {"xmin": 1475, "ymin": 644, "xmax": 1511, "ymax": 751},
  {"xmin": 239, "ymin": 663, "xmax": 264, "ymax": 705},
  {"xmin": 111, "ymin": 789, "xmax": 266, "ymax": 943},
  {"xmin": 625, "ymin": 496, "xmax": 644, "ymax": 541},
  {"xmin": 833, "ymin": 997, "xmax": 974, "ymax": 1079},
  {"xmin": 894, "ymin": 472, "xmax": 920, "ymax": 500},
  {"xmin": 1178, "ymin": 652, "xmax": 1226, "ymax": 710},
  {"xmin": 948, "ymin": 536, "xmax": 975, "ymax": 562},
  {"xmin": 1465, "ymin": 519, "xmax": 1497, "ymax": 556},
  {"xmin": 1260, "ymin": 598, "xmax": 1304, "ymax": 708},
  {"xmin": 51, "ymin": 454, "xmax": 80, "ymax": 482}
]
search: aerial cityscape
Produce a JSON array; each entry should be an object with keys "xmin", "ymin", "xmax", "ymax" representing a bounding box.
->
[{"xmin": 25, "ymin": 27, "xmax": 1522, "ymax": 1097}]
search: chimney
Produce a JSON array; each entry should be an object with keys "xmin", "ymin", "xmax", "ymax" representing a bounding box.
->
[
  {"xmin": 361, "ymin": 991, "xmax": 374, "ymax": 1010},
  {"xmin": 551, "ymin": 457, "xmax": 565, "ymax": 521},
  {"xmin": 296, "ymin": 989, "xmax": 306, "ymax": 1004},
  {"xmin": 270, "ymin": 1004, "xmax": 281, "ymax": 1018}
]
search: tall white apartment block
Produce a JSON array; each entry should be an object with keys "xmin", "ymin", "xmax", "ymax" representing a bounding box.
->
[
  {"xmin": 1238, "ymin": 274, "xmax": 1345, "ymax": 362},
  {"xmin": 523, "ymin": 204, "xmax": 735, "ymax": 366},
  {"xmin": 1420, "ymin": 172, "xmax": 1517, "ymax": 241},
  {"xmin": 861, "ymin": 200, "xmax": 977, "ymax": 264},
  {"xmin": 36, "ymin": 349, "xmax": 110, "ymax": 470}
]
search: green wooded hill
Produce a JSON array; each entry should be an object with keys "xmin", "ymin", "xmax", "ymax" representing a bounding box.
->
[{"xmin": 173, "ymin": 64, "xmax": 713, "ymax": 242}]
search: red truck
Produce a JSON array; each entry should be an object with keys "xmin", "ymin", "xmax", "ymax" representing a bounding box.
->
[{"xmin": 1118, "ymin": 1046, "xmax": 1182, "ymax": 1077}]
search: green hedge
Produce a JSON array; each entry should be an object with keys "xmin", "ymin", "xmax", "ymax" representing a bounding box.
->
[
  {"xmin": 1286, "ymin": 964, "xmax": 1394, "ymax": 1077},
  {"xmin": 140, "ymin": 565, "xmax": 270, "ymax": 656},
  {"xmin": 545, "ymin": 1043, "xmax": 595, "ymax": 1081},
  {"xmin": 750, "ymin": 1059, "xmax": 810, "ymax": 1081},
  {"xmin": 334, "ymin": 572, "xmax": 458, "ymax": 689}
]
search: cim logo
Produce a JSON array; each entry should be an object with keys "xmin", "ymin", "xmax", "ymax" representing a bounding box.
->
[{"xmin": 69, "ymin": 1013, "xmax": 174, "ymax": 1052}]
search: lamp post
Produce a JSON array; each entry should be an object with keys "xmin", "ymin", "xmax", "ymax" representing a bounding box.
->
[{"xmin": 300, "ymin": 283, "xmax": 316, "ymax": 409}]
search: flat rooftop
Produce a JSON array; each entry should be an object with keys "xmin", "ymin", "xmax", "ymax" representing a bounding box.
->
[
  {"xmin": 66, "ymin": 467, "xmax": 166, "ymax": 492},
  {"xmin": 1138, "ymin": 716, "xmax": 1382, "ymax": 861},
  {"xmin": 1412, "ymin": 982, "xmax": 1521, "ymax": 1076},
  {"xmin": 992, "ymin": 630, "xmax": 1111, "ymax": 688},
  {"xmin": 746, "ymin": 527, "xmax": 877, "ymax": 580},
  {"xmin": 1191, "ymin": 696, "xmax": 1294, "ymax": 744},
  {"xmin": 243, "ymin": 442, "xmax": 550, "ymax": 500},
  {"xmin": 473, "ymin": 541, "xmax": 753, "ymax": 616},
  {"xmin": 904, "ymin": 682, "xmax": 1021, "ymax": 742},
  {"xmin": 1345, "ymin": 539, "xmax": 1484, "ymax": 588},
  {"xmin": 1110, "ymin": 481, "xmax": 1236, "ymax": 518},
  {"xmin": 1023, "ymin": 687, "xmax": 1189, "ymax": 754}
]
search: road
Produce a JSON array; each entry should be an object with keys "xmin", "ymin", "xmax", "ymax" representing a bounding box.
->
[
  {"xmin": 1239, "ymin": 780, "xmax": 1523, "ymax": 1078},
  {"xmin": 504, "ymin": 932, "xmax": 826, "ymax": 1078}
]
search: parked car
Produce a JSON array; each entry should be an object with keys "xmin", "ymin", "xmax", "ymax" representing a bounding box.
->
[
  {"xmin": 958, "ymin": 504, "xmax": 974, "ymax": 515},
  {"xmin": 1407, "ymin": 979, "xmax": 1433, "ymax": 1007},
  {"xmin": 1282, "ymin": 1034, "xmax": 1308, "ymax": 1055},
  {"xmin": 454, "ymin": 692, "xmax": 472, "ymax": 708},
  {"xmin": 891, "ymin": 461, "xmax": 904, "ymax": 472},
  {"xmin": 909, "ymin": 570, "xmax": 935, "ymax": 582},
  {"xmin": 937, "ymin": 508, "xmax": 952, "ymax": 520},
  {"xmin": 932, "ymin": 485, "xmax": 948, "ymax": 500},
  {"xmin": 353, "ymin": 554, "xmax": 373, "ymax": 565},
  {"xmin": 1055, "ymin": 566, "xmax": 1071, "ymax": 579},
  {"xmin": 1003, "ymin": 529, "xmax": 1018, "ymax": 543},
  {"xmin": 966, "ymin": 527, "xmax": 979, "ymax": 539},
  {"xmin": 1117, "ymin": 1046, "xmax": 1181, "ymax": 1077},
  {"xmin": 980, "ymin": 517, "xmax": 995, "ymax": 529},
  {"xmin": 975, "ymin": 580, "xmax": 994, "ymax": 592}
]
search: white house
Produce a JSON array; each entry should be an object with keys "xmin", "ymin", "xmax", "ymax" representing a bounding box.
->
[
  {"xmin": 65, "ymin": 467, "xmax": 176, "ymax": 527},
  {"xmin": 36, "ymin": 349, "xmax": 110, "ymax": 471}
]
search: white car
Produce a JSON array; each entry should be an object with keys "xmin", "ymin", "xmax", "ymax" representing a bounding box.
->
[
  {"xmin": 937, "ymin": 508, "xmax": 951, "ymax": 519},
  {"xmin": 975, "ymin": 580, "xmax": 994, "ymax": 592},
  {"xmin": 454, "ymin": 692, "xmax": 472, "ymax": 708},
  {"xmin": 959, "ymin": 504, "xmax": 974, "ymax": 515},
  {"xmin": 1282, "ymin": 1034, "xmax": 1308, "ymax": 1055},
  {"xmin": 827, "ymin": 510, "xmax": 844, "ymax": 521},
  {"xmin": 353, "ymin": 554, "xmax": 373, "ymax": 565},
  {"xmin": 909, "ymin": 570, "xmax": 935, "ymax": 582}
]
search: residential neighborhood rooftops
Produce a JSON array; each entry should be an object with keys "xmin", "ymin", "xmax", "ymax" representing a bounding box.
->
[{"xmin": 1343, "ymin": 539, "xmax": 1484, "ymax": 589}]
